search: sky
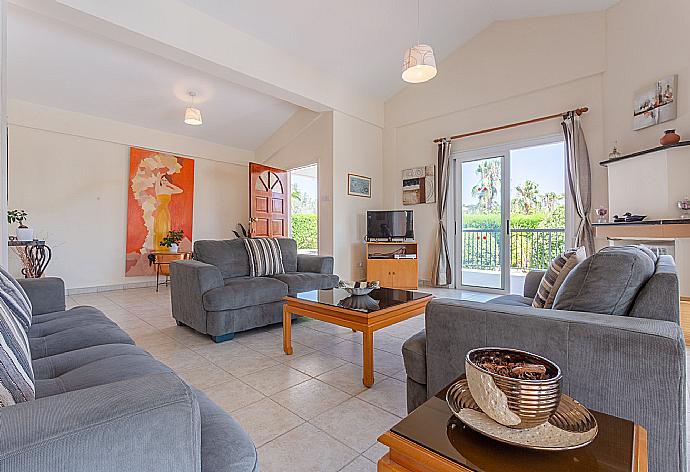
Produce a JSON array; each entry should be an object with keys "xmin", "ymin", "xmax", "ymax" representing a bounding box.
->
[
  {"xmin": 290, "ymin": 164, "xmax": 318, "ymax": 199},
  {"xmin": 461, "ymin": 141, "xmax": 565, "ymax": 207}
]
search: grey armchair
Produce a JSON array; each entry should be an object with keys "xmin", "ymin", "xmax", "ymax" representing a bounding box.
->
[{"xmin": 403, "ymin": 254, "xmax": 686, "ymax": 472}]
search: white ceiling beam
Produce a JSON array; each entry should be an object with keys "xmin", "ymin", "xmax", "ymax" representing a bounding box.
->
[{"xmin": 11, "ymin": 0, "xmax": 384, "ymax": 127}]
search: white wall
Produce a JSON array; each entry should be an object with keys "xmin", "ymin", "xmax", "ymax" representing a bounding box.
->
[
  {"xmin": 332, "ymin": 111, "xmax": 383, "ymax": 281},
  {"xmin": 383, "ymin": 13, "xmax": 607, "ymax": 283},
  {"xmin": 8, "ymin": 101, "xmax": 250, "ymax": 290}
]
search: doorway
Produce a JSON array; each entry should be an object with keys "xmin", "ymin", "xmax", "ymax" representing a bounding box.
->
[
  {"xmin": 454, "ymin": 137, "xmax": 568, "ymax": 294},
  {"xmin": 289, "ymin": 164, "xmax": 318, "ymax": 254}
]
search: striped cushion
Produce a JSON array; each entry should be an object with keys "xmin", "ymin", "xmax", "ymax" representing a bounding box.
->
[
  {"xmin": 0, "ymin": 298, "xmax": 35, "ymax": 407},
  {"xmin": 243, "ymin": 238, "xmax": 285, "ymax": 277},
  {"xmin": 532, "ymin": 247, "xmax": 586, "ymax": 309},
  {"xmin": 0, "ymin": 266, "xmax": 32, "ymax": 332}
]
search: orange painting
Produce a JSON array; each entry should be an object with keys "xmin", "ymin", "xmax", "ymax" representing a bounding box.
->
[{"xmin": 126, "ymin": 147, "xmax": 195, "ymax": 276}]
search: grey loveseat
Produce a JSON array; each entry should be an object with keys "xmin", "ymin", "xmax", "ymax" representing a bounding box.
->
[
  {"xmin": 403, "ymin": 250, "xmax": 686, "ymax": 472},
  {"xmin": 0, "ymin": 277, "xmax": 257, "ymax": 472},
  {"xmin": 170, "ymin": 238, "xmax": 338, "ymax": 342}
]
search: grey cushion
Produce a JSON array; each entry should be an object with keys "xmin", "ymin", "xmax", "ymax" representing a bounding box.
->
[
  {"xmin": 32, "ymin": 306, "xmax": 111, "ymax": 325},
  {"xmin": 270, "ymin": 272, "xmax": 339, "ymax": 294},
  {"xmin": 35, "ymin": 351, "xmax": 172, "ymax": 398},
  {"xmin": 553, "ymin": 245, "xmax": 655, "ymax": 316},
  {"xmin": 629, "ymin": 255, "xmax": 680, "ymax": 322},
  {"xmin": 29, "ymin": 307, "xmax": 116, "ymax": 337},
  {"xmin": 276, "ymin": 238, "xmax": 298, "ymax": 272},
  {"xmin": 194, "ymin": 239, "xmax": 250, "ymax": 278},
  {"xmin": 297, "ymin": 254, "xmax": 334, "ymax": 274},
  {"xmin": 203, "ymin": 277, "xmax": 288, "ymax": 311},
  {"xmin": 490, "ymin": 294, "xmax": 534, "ymax": 307},
  {"xmin": 402, "ymin": 329, "xmax": 426, "ymax": 385},
  {"xmin": 17, "ymin": 277, "xmax": 66, "ymax": 316},
  {"xmin": 32, "ymin": 343, "xmax": 150, "ymax": 380},
  {"xmin": 194, "ymin": 388, "xmax": 258, "ymax": 472},
  {"xmin": 29, "ymin": 324, "xmax": 134, "ymax": 360}
]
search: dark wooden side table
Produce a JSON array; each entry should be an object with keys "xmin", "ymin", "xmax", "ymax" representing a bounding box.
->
[
  {"xmin": 147, "ymin": 251, "xmax": 192, "ymax": 291},
  {"xmin": 378, "ymin": 379, "xmax": 648, "ymax": 472},
  {"xmin": 9, "ymin": 239, "xmax": 52, "ymax": 278}
]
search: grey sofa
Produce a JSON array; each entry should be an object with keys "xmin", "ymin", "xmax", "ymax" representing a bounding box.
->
[
  {"xmin": 403, "ymin": 253, "xmax": 686, "ymax": 472},
  {"xmin": 171, "ymin": 238, "xmax": 338, "ymax": 342},
  {"xmin": 0, "ymin": 277, "xmax": 257, "ymax": 472}
]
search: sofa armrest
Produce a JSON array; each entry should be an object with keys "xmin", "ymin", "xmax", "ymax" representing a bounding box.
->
[
  {"xmin": 170, "ymin": 260, "xmax": 223, "ymax": 333},
  {"xmin": 425, "ymin": 298, "xmax": 686, "ymax": 472},
  {"xmin": 297, "ymin": 254, "xmax": 334, "ymax": 274},
  {"xmin": 0, "ymin": 373, "xmax": 201, "ymax": 472},
  {"xmin": 522, "ymin": 270, "xmax": 545, "ymax": 299},
  {"xmin": 17, "ymin": 277, "xmax": 66, "ymax": 315}
]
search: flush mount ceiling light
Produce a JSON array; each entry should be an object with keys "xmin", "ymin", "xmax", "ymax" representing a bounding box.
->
[
  {"xmin": 402, "ymin": 0, "xmax": 437, "ymax": 84},
  {"xmin": 184, "ymin": 91, "xmax": 203, "ymax": 126}
]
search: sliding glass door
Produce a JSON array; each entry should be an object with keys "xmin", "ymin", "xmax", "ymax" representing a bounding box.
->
[
  {"xmin": 455, "ymin": 137, "xmax": 567, "ymax": 294},
  {"xmin": 458, "ymin": 156, "xmax": 507, "ymax": 290}
]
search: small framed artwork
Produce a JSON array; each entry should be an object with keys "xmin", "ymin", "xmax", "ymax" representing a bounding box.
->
[
  {"xmin": 633, "ymin": 75, "xmax": 678, "ymax": 130},
  {"xmin": 347, "ymin": 173, "xmax": 371, "ymax": 198}
]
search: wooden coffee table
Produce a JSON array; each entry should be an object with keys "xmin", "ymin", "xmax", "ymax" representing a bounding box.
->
[
  {"xmin": 377, "ymin": 377, "xmax": 648, "ymax": 472},
  {"xmin": 283, "ymin": 288, "xmax": 432, "ymax": 387}
]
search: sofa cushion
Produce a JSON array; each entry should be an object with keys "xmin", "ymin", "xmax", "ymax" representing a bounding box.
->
[
  {"xmin": 532, "ymin": 247, "xmax": 586, "ymax": 309},
  {"xmin": 29, "ymin": 307, "xmax": 117, "ymax": 337},
  {"xmin": 0, "ymin": 265, "xmax": 32, "ymax": 332},
  {"xmin": 29, "ymin": 324, "xmax": 134, "ymax": 360},
  {"xmin": 194, "ymin": 239, "xmax": 250, "ymax": 278},
  {"xmin": 35, "ymin": 351, "xmax": 172, "ymax": 398},
  {"xmin": 0, "ymin": 299, "xmax": 34, "ymax": 406},
  {"xmin": 270, "ymin": 272, "xmax": 339, "ymax": 294},
  {"xmin": 553, "ymin": 245, "xmax": 655, "ymax": 316},
  {"xmin": 491, "ymin": 295, "xmax": 534, "ymax": 307},
  {"xmin": 402, "ymin": 329, "xmax": 426, "ymax": 385},
  {"xmin": 243, "ymin": 238, "xmax": 285, "ymax": 277},
  {"xmin": 32, "ymin": 305, "xmax": 112, "ymax": 324},
  {"xmin": 194, "ymin": 388, "xmax": 259, "ymax": 472},
  {"xmin": 203, "ymin": 277, "xmax": 288, "ymax": 311},
  {"xmin": 277, "ymin": 238, "xmax": 298, "ymax": 272}
]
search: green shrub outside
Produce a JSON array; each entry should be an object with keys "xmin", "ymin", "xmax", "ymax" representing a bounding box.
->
[{"xmin": 292, "ymin": 213, "xmax": 318, "ymax": 250}]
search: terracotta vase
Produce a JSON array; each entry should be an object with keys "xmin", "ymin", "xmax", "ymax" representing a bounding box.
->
[{"xmin": 660, "ymin": 129, "xmax": 681, "ymax": 146}]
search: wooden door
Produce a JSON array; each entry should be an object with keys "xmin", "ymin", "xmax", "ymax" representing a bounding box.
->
[{"xmin": 249, "ymin": 162, "xmax": 288, "ymax": 238}]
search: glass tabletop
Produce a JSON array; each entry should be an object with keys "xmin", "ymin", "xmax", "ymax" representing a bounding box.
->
[
  {"xmin": 288, "ymin": 288, "xmax": 432, "ymax": 313},
  {"xmin": 390, "ymin": 381, "xmax": 635, "ymax": 472}
]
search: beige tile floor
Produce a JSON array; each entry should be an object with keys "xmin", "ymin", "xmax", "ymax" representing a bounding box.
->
[{"xmin": 65, "ymin": 285, "xmax": 494, "ymax": 472}]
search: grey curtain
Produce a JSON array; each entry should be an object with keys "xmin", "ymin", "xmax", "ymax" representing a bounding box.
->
[
  {"xmin": 562, "ymin": 111, "xmax": 595, "ymax": 255},
  {"xmin": 432, "ymin": 139, "xmax": 452, "ymax": 286}
]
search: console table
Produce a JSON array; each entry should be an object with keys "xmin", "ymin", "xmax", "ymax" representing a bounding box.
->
[
  {"xmin": 147, "ymin": 251, "xmax": 192, "ymax": 291},
  {"xmin": 8, "ymin": 239, "xmax": 52, "ymax": 278}
]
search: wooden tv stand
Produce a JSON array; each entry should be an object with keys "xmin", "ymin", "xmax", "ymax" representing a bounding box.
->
[{"xmin": 366, "ymin": 241, "xmax": 418, "ymax": 290}]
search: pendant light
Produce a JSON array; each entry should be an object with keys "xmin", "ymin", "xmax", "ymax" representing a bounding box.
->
[
  {"xmin": 402, "ymin": 0, "xmax": 437, "ymax": 83},
  {"xmin": 184, "ymin": 91, "xmax": 203, "ymax": 126}
]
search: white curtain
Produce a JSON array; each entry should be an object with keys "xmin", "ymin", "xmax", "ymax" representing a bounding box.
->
[
  {"xmin": 562, "ymin": 111, "xmax": 595, "ymax": 255},
  {"xmin": 432, "ymin": 139, "xmax": 452, "ymax": 286}
]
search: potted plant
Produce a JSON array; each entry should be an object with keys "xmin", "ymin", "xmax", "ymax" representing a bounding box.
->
[
  {"xmin": 160, "ymin": 229, "xmax": 184, "ymax": 253},
  {"xmin": 8, "ymin": 210, "xmax": 33, "ymax": 241}
]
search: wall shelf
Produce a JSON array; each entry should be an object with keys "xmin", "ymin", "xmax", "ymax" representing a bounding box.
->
[{"xmin": 599, "ymin": 141, "xmax": 690, "ymax": 166}]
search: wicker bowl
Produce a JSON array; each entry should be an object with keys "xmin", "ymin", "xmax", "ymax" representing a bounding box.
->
[{"xmin": 465, "ymin": 348, "xmax": 562, "ymax": 429}]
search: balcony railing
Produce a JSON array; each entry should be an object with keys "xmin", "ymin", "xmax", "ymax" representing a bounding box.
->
[{"xmin": 462, "ymin": 228, "xmax": 566, "ymax": 271}]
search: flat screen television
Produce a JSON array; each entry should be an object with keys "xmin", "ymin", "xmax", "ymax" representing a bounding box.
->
[{"xmin": 367, "ymin": 210, "xmax": 414, "ymax": 240}]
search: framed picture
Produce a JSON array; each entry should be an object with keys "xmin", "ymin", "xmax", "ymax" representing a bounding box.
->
[
  {"xmin": 347, "ymin": 173, "xmax": 371, "ymax": 198},
  {"xmin": 402, "ymin": 165, "xmax": 436, "ymax": 205},
  {"xmin": 633, "ymin": 75, "xmax": 678, "ymax": 130}
]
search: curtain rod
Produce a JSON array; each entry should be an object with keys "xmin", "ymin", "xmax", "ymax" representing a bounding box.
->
[{"xmin": 433, "ymin": 107, "xmax": 588, "ymax": 144}]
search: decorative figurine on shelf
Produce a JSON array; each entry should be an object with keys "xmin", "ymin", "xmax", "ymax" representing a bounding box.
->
[
  {"xmin": 595, "ymin": 207, "xmax": 608, "ymax": 223},
  {"xmin": 678, "ymin": 198, "xmax": 690, "ymax": 219},
  {"xmin": 660, "ymin": 129, "xmax": 681, "ymax": 146},
  {"xmin": 160, "ymin": 229, "xmax": 184, "ymax": 253},
  {"xmin": 608, "ymin": 142, "xmax": 622, "ymax": 160},
  {"xmin": 7, "ymin": 209, "xmax": 33, "ymax": 241}
]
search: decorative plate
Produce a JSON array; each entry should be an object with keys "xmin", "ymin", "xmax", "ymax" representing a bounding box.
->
[{"xmin": 446, "ymin": 377, "xmax": 597, "ymax": 451}]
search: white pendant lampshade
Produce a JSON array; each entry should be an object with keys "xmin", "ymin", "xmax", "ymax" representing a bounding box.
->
[
  {"xmin": 402, "ymin": 43, "xmax": 437, "ymax": 83},
  {"xmin": 184, "ymin": 91, "xmax": 203, "ymax": 126},
  {"xmin": 184, "ymin": 106, "xmax": 203, "ymax": 126}
]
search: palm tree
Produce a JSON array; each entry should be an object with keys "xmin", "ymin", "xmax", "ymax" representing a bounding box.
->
[
  {"xmin": 471, "ymin": 160, "xmax": 501, "ymax": 213},
  {"xmin": 541, "ymin": 192, "xmax": 563, "ymax": 212},
  {"xmin": 513, "ymin": 180, "xmax": 540, "ymax": 214}
]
